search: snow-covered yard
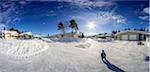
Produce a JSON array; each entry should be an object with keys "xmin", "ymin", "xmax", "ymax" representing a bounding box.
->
[{"xmin": 0, "ymin": 38, "xmax": 149, "ymax": 72}]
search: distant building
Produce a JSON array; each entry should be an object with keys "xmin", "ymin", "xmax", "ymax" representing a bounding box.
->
[
  {"xmin": 1, "ymin": 28, "xmax": 33, "ymax": 39},
  {"xmin": 49, "ymin": 32, "xmax": 82, "ymax": 38},
  {"xmin": 20, "ymin": 32, "xmax": 33, "ymax": 39},
  {"xmin": 87, "ymin": 33, "xmax": 112, "ymax": 40},
  {"xmin": 33, "ymin": 34, "xmax": 48, "ymax": 38},
  {"xmin": 96, "ymin": 34, "xmax": 112, "ymax": 39},
  {"xmin": 114, "ymin": 30, "xmax": 146, "ymax": 41}
]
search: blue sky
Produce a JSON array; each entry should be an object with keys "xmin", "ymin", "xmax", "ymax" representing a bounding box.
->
[{"xmin": 0, "ymin": 0, "xmax": 149, "ymax": 35}]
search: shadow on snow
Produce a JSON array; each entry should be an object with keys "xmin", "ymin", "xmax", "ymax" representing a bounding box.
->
[{"xmin": 101, "ymin": 50, "xmax": 125, "ymax": 72}]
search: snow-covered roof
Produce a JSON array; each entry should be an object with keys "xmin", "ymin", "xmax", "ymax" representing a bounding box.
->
[
  {"xmin": 20, "ymin": 32, "xmax": 32, "ymax": 36},
  {"xmin": 2, "ymin": 30, "xmax": 19, "ymax": 36},
  {"xmin": 115, "ymin": 30, "xmax": 146, "ymax": 36}
]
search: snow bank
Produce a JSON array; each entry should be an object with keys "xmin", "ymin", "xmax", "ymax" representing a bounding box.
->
[
  {"xmin": 0, "ymin": 39, "xmax": 49, "ymax": 58},
  {"xmin": 41, "ymin": 38, "xmax": 53, "ymax": 42},
  {"xmin": 75, "ymin": 43, "xmax": 91, "ymax": 49},
  {"xmin": 146, "ymin": 41, "xmax": 150, "ymax": 48}
]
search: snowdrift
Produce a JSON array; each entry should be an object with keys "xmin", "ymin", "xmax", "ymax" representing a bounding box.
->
[{"xmin": 0, "ymin": 39, "xmax": 49, "ymax": 58}]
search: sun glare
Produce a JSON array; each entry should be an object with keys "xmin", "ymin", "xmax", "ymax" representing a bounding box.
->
[{"xmin": 87, "ymin": 22, "xmax": 96, "ymax": 29}]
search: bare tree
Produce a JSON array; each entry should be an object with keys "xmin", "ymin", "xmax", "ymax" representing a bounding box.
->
[
  {"xmin": 57, "ymin": 22, "xmax": 65, "ymax": 37},
  {"xmin": 69, "ymin": 19, "xmax": 78, "ymax": 37}
]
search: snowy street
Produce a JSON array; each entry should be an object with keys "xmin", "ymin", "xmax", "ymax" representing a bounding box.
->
[{"xmin": 0, "ymin": 38, "xmax": 149, "ymax": 72}]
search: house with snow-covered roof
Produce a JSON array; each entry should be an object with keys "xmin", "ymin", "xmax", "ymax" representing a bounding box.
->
[
  {"xmin": 114, "ymin": 30, "xmax": 146, "ymax": 41},
  {"xmin": 2, "ymin": 30, "xmax": 19, "ymax": 39},
  {"xmin": 96, "ymin": 34, "xmax": 112, "ymax": 39},
  {"xmin": 1, "ymin": 28, "xmax": 33, "ymax": 39},
  {"xmin": 20, "ymin": 32, "xmax": 33, "ymax": 39}
]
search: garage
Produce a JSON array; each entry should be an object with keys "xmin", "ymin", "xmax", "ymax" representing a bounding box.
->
[
  {"xmin": 115, "ymin": 30, "xmax": 146, "ymax": 41},
  {"xmin": 121, "ymin": 35, "xmax": 128, "ymax": 40},
  {"xmin": 129, "ymin": 35, "xmax": 137, "ymax": 41}
]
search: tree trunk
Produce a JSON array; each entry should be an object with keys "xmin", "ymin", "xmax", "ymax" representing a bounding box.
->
[
  {"xmin": 72, "ymin": 29, "xmax": 73, "ymax": 37},
  {"xmin": 62, "ymin": 29, "xmax": 65, "ymax": 37}
]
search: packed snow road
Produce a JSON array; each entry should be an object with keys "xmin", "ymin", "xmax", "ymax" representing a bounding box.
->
[{"xmin": 0, "ymin": 38, "xmax": 149, "ymax": 72}]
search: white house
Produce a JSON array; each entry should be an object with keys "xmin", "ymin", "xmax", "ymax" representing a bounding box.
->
[
  {"xmin": 115, "ymin": 30, "xmax": 146, "ymax": 41},
  {"xmin": 2, "ymin": 30, "xmax": 19, "ymax": 39}
]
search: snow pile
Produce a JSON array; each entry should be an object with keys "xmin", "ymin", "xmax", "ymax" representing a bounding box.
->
[
  {"xmin": 75, "ymin": 43, "xmax": 91, "ymax": 49},
  {"xmin": 41, "ymin": 38, "xmax": 53, "ymax": 42},
  {"xmin": 146, "ymin": 41, "xmax": 150, "ymax": 48},
  {"xmin": 0, "ymin": 39, "xmax": 49, "ymax": 58}
]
